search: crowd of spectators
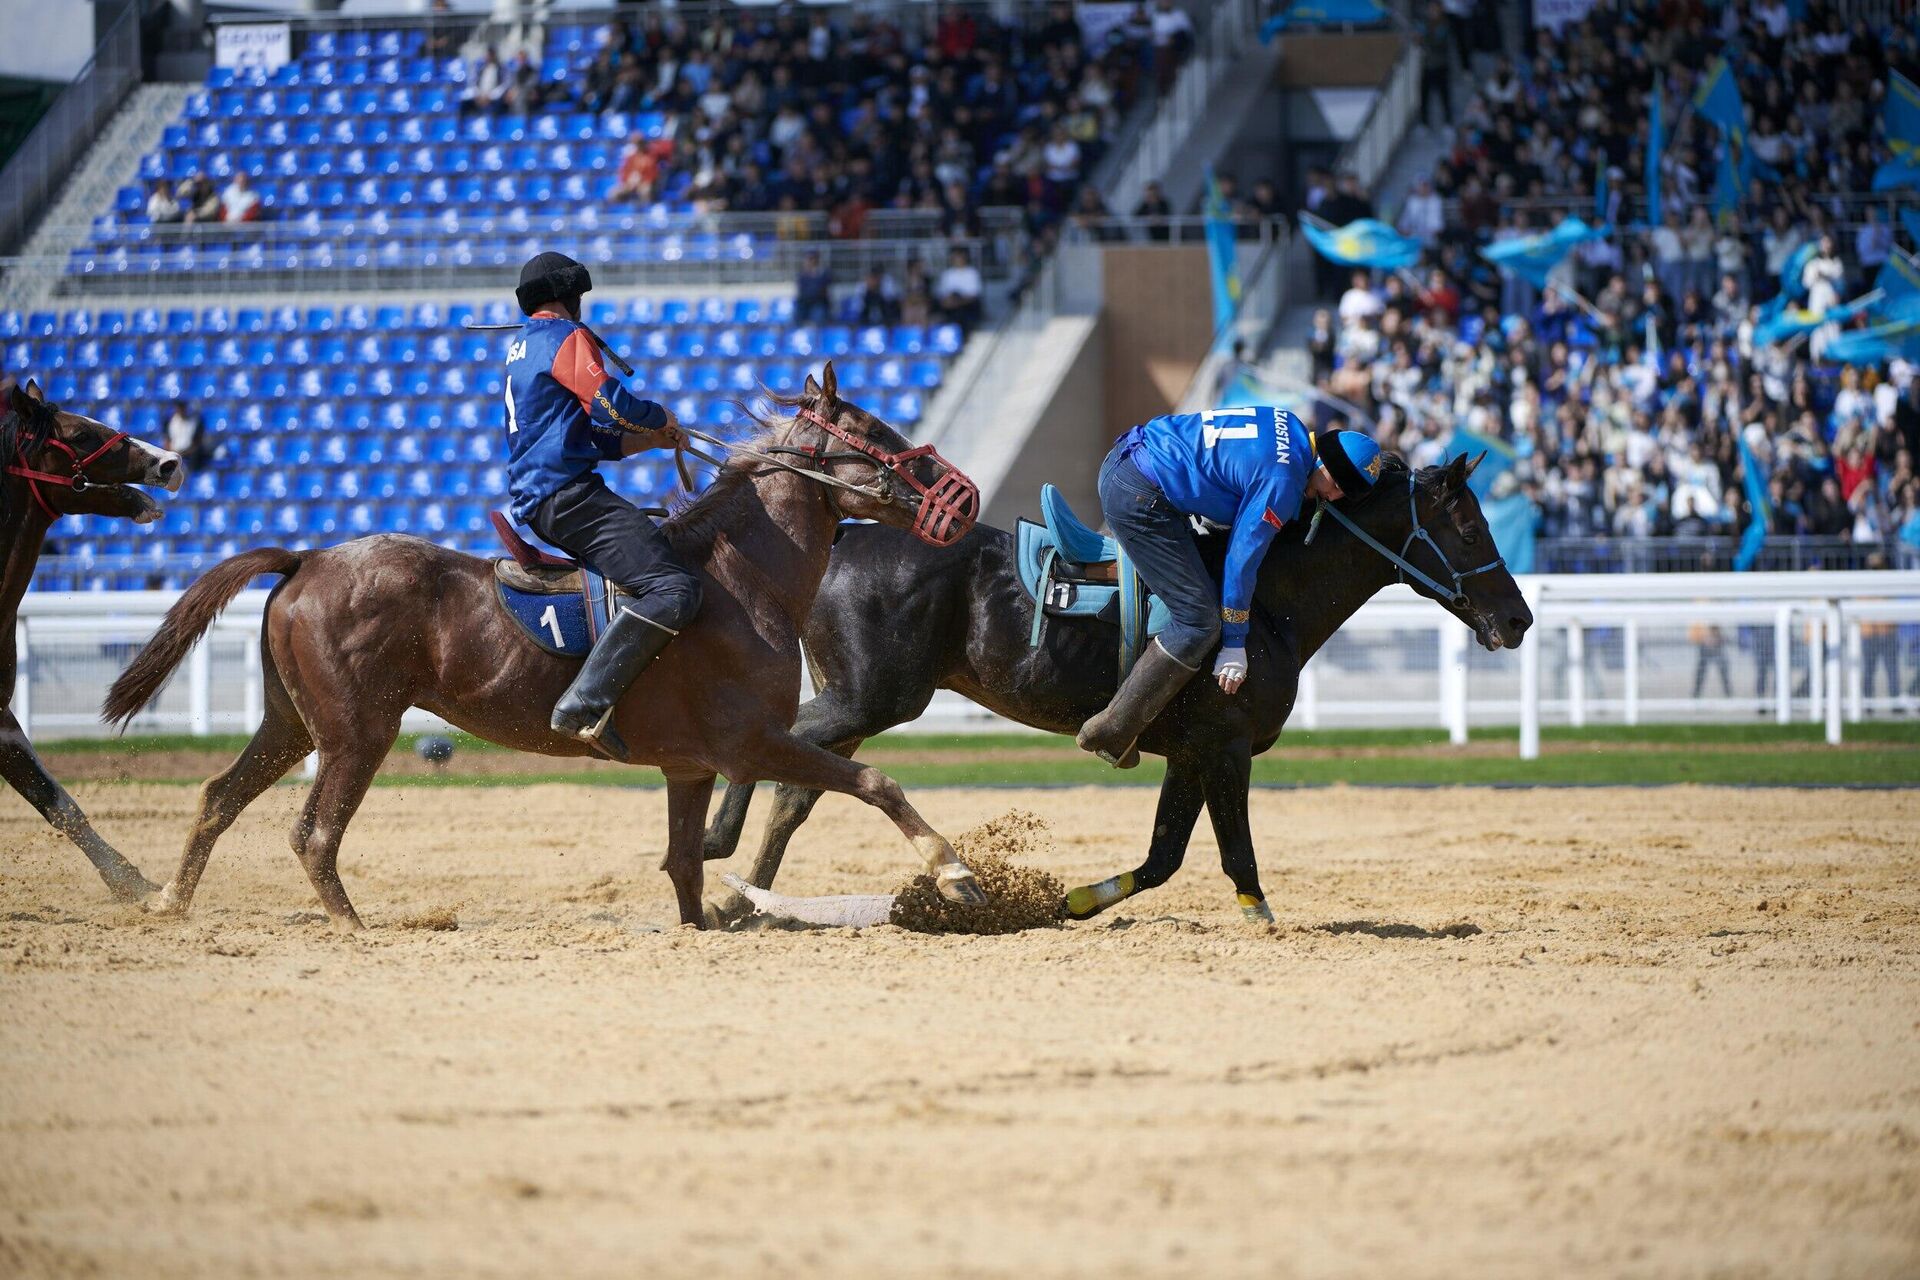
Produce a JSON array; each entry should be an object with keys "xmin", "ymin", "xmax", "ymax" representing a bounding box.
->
[
  {"xmin": 461, "ymin": 1, "xmax": 1188, "ymax": 234},
  {"xmin": 1303, "ymin": 0, "xmax": 1920, "ymax": 563}
]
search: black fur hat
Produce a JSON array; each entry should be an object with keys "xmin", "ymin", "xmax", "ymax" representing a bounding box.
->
[{"xmin": 516, "ymin": 251, "xmax": 593, "ymax": 314}]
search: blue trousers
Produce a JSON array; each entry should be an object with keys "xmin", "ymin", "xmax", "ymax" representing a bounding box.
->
[{"xmin": 1097, "ymin": 444, "xmax": 1220, "ymax": 669}]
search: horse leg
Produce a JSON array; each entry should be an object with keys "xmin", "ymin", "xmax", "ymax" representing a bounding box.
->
[
  {"xmin": 705, "ymin": 690, "xmax": 892, "ymax": 923},
  {"xmin": 0, "ymin": 705, "xmax": 156, "ymax": 902},
  {"xmin": 150, "ymin": 693, "xmax": 312, "ymax": 917},
  {"xmin": 287, "ymin": 713, "xmax": 401, "ymax": 932},
  {"xmin": 662, "ymin": 774, "xmax": 717, "ymax": 927},
  {"xmin": 744, "ymin": 732, "xmax": 985, "ymax": 903},
  {"xmin": 1064, "ymin": 753, "xmax": 1207, "ymax": 920},
  {"xmin": 1197, "ymin": 738, "xmax": 1271, "ymax": 923}
]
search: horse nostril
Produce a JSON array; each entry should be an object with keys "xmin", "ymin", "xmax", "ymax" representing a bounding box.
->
[
  {"xmin": 1508, "ymin": 615, "xmax": 1529, "ymax": 635},
  {"xmin": 158, "ymin": 458, "xmax": 179, "ymax": 479}
]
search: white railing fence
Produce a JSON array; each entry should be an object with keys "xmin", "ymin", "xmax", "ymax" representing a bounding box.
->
[{"xmin": 15, "ymin": 573, "xmax": 1920, "ymax": 759}]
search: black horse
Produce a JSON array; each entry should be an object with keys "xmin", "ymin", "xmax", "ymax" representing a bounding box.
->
[{"xmin": 702, "ymin": 452, "xmax": 1533, "ymax": 923}]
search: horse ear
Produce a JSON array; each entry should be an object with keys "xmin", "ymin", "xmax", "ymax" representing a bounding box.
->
[
  {"xmin": 803, "ymin": 371, "xmax": 822, "ymax": 399},
  {"xmin": 7, "ymin": 382, "xmax": 34, "ymax": 417},
  {"xmin": 1445, "ymin": 452, "xmax": 1471, "ymax": 490},
  {"xmin": 1465, "ymin": 450, "xmax": 1487, "ymax": 480},
  {"xmin": 21, "ymin": 378, "xmax": 44, "ymax": 404},
  {"xmin": 819, "ymin": 359, "xmax": 838, "ymax": 403}
]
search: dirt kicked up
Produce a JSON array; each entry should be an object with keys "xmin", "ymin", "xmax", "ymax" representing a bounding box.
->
[{"xmin": 2, "ymin": 782, "xmax": 1917, "ymax": 1278}]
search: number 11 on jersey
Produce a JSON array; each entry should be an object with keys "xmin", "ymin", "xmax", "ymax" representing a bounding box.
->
[{"xmin": 1201, "ymin": 407, "xmax": 1260, "ymax": 449}]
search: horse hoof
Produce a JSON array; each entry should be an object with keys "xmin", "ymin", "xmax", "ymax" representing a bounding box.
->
[
  {"xmin": 106, "ymin": 871, "xmax": 160, "ymax": 904},
  {"xmin": 144, "ymin": 884, "xmax": 188, "ymax": 917},
  {"xmin": 1239, "ymin": 896, "xmax": 1276, "ymax": 925},
  {"xmin": 936, "ymin": 864, "xmax": 987, "ymax": 906},
  {"xmin": 703, "ymin": 894, "xmax": 752, "ymax": 929}
]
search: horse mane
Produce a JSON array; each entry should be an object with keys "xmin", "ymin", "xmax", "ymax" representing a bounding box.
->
[
  {"xmin": 659, "ymin": 393, "xmax": 807, "ymax": 563},
  {"xmin": 0, "ymin": 395, "xmax": 58, "ymax": 526},
  {"xmin": 1268, "ymin": 451, "xmax": 1414, "ymax": 551}
]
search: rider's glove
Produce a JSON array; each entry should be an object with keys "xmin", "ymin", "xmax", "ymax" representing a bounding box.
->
[{"xmin": 1213, "ymin": 646, "xmax": 1248, "ymax": 694}]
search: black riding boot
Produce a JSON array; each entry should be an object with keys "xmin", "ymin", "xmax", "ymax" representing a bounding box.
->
[
  {"xmin": 1076, "ymin": 639, "xmax": 1200, "ymax": 768},
  {"xmin": 552, "ymin": 607, "xmax": 677, "ymax": 762}
]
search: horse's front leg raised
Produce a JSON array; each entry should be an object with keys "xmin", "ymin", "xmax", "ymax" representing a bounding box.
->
[
  {"xmin": 662, "ymin": 774, "xmax": 717, "ymax": 926},
  {"xmin": 1198, "ymin": 737, "xmax": 1271, "ymax": 922},
  {"xmin": 741, "ymin": 733, "xmax": 984, "ymax": 904},
  {"xmin": 0, "ymin": 705, "xmax": 156, "ymax": 902},
  {"xmin": 1064, "ymin": 752, "xmax": 1206, "ymax": 920}
]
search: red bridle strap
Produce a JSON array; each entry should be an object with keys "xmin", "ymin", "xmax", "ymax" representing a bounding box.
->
[
  {"xmin": 5, "ymin": 431, "xmax": 129, "ymax": 521},
  {"xmin": 793, "ymin": 407, "xmax": 979, "ymax": 547}
]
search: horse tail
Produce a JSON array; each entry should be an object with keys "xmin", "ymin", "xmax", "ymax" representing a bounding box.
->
[{"xmin": 102, "ymin": 547, "xmax": 302, "ymax": 730}]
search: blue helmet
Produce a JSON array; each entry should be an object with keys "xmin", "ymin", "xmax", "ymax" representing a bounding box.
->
[{"xmin": 1316, "ymin": 430, "xmax": 1385, "ymax": 495}]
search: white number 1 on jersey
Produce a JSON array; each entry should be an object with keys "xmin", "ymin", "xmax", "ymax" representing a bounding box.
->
[{"xmin": 1201, "ymin": 407, "xmax": 1260, "ymax": 449}]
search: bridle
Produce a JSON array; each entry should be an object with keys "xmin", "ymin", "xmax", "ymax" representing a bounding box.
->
[
  {"xmin": 677, "ymin": 405, "xmax": 979, "ymax": 548},
  {"xmin": 5, "ymin": 425, "xmax": 129, "ymax": 522},
  {"xmin": 1308, "ymin": 472, "xmax": 1507, "ymax": 611}
]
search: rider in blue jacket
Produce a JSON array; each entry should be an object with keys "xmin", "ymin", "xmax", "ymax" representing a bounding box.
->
[
  {"xmin": 505, "ymin": 251, "xmax": 700, "ymax": 761},
  {"xmin": 1077, "ymin": 406, "xmax": 1384, "ymax": 766}
]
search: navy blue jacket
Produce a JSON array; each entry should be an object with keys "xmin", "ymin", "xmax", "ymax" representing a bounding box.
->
[{"xmin": 503, "ymin": 309, "xmax": 668, "ymax": 522}]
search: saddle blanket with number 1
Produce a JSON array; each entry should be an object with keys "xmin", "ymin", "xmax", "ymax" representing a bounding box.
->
[{"xmin": 487, "ymin": 511, "xmax": 635, "ymax": 659}]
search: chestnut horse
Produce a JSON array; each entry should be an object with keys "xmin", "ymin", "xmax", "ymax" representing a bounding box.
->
[
  {"xmin": 104, "ymin": 365, "xmax": 988, "ymax": 928},
  {"xmin": 2, "ymin": 378, "xmax": 183, "ymax": 899}
]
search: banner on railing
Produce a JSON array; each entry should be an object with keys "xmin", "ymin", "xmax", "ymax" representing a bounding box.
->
[{"xmin": 215, "ymin": 24, "xmax": 292, "ymax": 72}]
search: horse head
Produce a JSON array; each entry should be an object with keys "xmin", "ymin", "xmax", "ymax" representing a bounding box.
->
[
  {"xmin": 1399, "ymin": 452, "xmax": 1532, "ymax": 651},
  {"xmin": 2, "ymin": 379, "xmax": 184, "ymax": 526},
  {"xmin": 785, "ymin": 360, "xmax": 979, "ymax": 547},
  {"xmin": 1334, "ymin": 451, "xmax": 1531, "ymax": 652}
]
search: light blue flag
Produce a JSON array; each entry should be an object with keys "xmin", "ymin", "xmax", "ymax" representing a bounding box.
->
[
  {"xmin": 1301, "ymin": 216, "xmax": 1423, "ymax": 270},
  {"xmin": 1872, "ymin": 159, "xmax": 1920, "ymax": 192},
  {"xmin": 1779, "ymin": 239, "xmax": 1817, "ymax": 301},
  {"xmin": 1711, "ymin": 139, "xmax": 1742, "ymax": 224},
  {"xmin": 1901, "ymin": 207, "xmax": 1920, "ymax": 253},
  {"xmin": 1888, "ymin": 70, "xmax": 1920, "ymax": 159},
  {"xmin": 1481, "ymin": 492, "xmax": 1538, "ymax": 575},
  {"xmin": 1734, "ymin": 437, "xmax": 1770, "ymax": 572},
  {"xmin": 1875, "ymin": 249, "xmax": 1920, "ymax": 311},
  {"xmin": 1693, "ymin": 58, "xmax": 1747, "ymax": 140},
  {"xmin": 1203, "ymin": 172, "xmax": 1242, "ymax": 337},
  {"xmin": 1645, "ymin": 73, "xmax": 1664, "ymax": 226},
  {"xmin": 1821, "ymin": 316, "xmax": 1920, "ymax": 365},
  {"xmin": 1259, "ymin": 0, "xmax": 1390, "ymax": 38},
  {"xmin": 1753, "ymin": 293, "xmax": 1882, "ymax": 347},
  {"xmin": 1479, "ymin": 216, "xmax": 1604, "ymax": 288}
]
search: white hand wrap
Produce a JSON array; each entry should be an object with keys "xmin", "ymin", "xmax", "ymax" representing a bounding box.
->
[{"xmin": 1213, "ymin": 646, "xmax": 1248, "ymax": 685}]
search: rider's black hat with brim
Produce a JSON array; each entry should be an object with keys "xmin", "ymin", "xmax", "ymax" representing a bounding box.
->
[
  {"xmin": 1317, "ymin": 429, "xmax": 1383, "ymax": 497},
  {"xmin": 516, "ymin": 252, "xmax": 593, "ymax": 314}
]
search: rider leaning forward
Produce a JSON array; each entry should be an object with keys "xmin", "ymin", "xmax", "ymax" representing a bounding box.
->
[
  {"xmin": 1077, "ymin": 406, "xmax": 1385, "ymax": 767},
  {"xmin": 504, "ymin": 252, "xmax": 701, "ymax": 761}
]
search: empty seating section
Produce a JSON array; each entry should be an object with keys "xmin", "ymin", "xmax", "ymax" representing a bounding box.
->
[
  {"xmin": 8, "ymin": 298, "xmax": 959, "ymax": 591},
  {"xmin": 95, "ymin": 27, "xmax": 757, "ymax": 274}
]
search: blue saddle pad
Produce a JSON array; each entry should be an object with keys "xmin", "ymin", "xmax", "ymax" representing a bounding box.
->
[
  {"xmin": 1015, "ymin": 517, "xmax": 1169, "ymax": 673},
  {"xmin": 494, "ymin": 562, "xmax": 618, "ymax": 658}
]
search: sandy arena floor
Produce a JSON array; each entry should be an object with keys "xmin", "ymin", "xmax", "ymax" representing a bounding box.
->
[{"xmin": 2, "ymin": 781, "xmax": 1918, "ymax": 1278}]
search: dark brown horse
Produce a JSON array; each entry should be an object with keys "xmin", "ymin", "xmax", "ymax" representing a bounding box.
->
[
  {"xmin": 3, "ymin": 378, "xmax": 183, "ymax": 899},
  {"xmin": 104, "ymin": 364, "xmax": 988, "ymax": 928}
]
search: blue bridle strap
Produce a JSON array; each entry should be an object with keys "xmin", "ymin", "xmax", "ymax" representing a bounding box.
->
[{"xmin": 1312, "ymin": 474, "xmax": 1507, "ymax": 609}]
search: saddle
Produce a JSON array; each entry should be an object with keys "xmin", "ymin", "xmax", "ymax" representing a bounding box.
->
[
  {"xmin": 1015, "ymin": 485, "xmax": 1170, "ymax": 675},
  {"xmin": 488, "ymin": 511, "xmax": 630, "ymax": 659}
]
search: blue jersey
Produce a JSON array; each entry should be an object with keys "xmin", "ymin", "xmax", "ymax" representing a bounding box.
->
[
  {"xmin": 1132, "ymin": 405, "xmax": 1315, "ymax": 645},
  {"xmin": 502, "ymin": 309, "xmax": 667, "ymax": 523}
]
